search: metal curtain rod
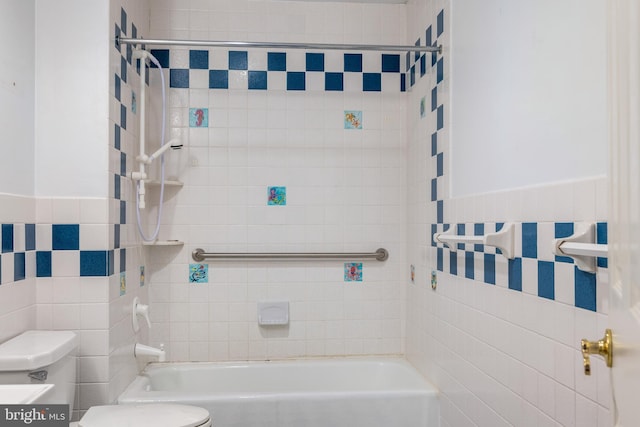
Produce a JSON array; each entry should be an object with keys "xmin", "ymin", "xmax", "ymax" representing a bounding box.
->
[
  {"xmin": 192, "ymin": 248, "xmax": 389, "ymax": 262},
  {"xmin": 117, "ymin": 37, "xmax": 442, "ymax": 53}
]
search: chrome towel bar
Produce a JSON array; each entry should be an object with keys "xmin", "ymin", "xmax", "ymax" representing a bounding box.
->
[{"xmin": 192, "ymin": 248, "xmax": 389, "ymax": 262}]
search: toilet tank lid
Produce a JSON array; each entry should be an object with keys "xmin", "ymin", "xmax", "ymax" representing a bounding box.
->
[{"xmin": 0, "ymin": 331, "xmax": 78, "ymax": 371}]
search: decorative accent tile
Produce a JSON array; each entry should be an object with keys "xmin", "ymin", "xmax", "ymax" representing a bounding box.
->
[
  {"xmin": 189, "ymin": 264, "xmax": 208, "ymax": 283},
  {"xmin": 120, "ymin": 271, "xmax": 126, "ymax": 296},
  {"xmin": 189, "ymin": 108, "xmax": 209, "ymax": 127},
  {"xmin": 420, "ymin": 97, "xmax": 426, "ymax": 118},
  {"xmin": 344, "ymin": 262, "xmax": 363, "ymax": 282},
  {"xmin": 140, "ymin": 266, "xmax": 145, "ymax": 287},
  {"xmin": 344, "ymin": 111, "xmax": 362, "ymax": 129},
  {"xmin": 410, "ymin": 264, "xmax": 415, "ymax": 283},
  {"xmin": 267, "ymin": 187, "xmax": 286, "ymax": 206}
]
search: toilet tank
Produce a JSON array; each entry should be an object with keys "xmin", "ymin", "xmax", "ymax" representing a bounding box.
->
[{"xmin": 0, "ymin": 331, "xmax": 77, "ymax": 414}]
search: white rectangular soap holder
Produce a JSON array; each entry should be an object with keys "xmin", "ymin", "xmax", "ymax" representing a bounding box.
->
[
  {"xmin": 552, "ymin": 222, "xmax": 608, "ymax": 273},
  {"xmin": 433, "ymin": 222, "xmax": 515, "ymax": 259},
  {"xmin": 258, "ymin": 301, "xmax": 289, "ymax": 326}
]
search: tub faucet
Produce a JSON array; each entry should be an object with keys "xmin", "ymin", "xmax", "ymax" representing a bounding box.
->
[{"xmin": 135, "ymin": 343, "xmax": 166, "ymax": 362}]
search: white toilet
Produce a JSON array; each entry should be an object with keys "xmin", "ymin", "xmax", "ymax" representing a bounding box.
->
[{"xmin": 0, "ymin": 330, "xmax": 211, "ymax": 427}]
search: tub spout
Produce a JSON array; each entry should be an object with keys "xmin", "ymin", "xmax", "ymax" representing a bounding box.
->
[{"xmin": 135, "ymin": 343, "xmax": 165, "ymax": 362}]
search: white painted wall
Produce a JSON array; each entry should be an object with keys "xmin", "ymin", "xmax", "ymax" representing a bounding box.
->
[
  {"xmin": 0, "ymin": 0, "xmax": 35, "ymax": 196},
  {"xmin": 35, "ymin": 0, "xmax": 110, "ymax": 198},
  {"xmin": 450, "ymin": 0, "xmax": 607, "ymax": 197}
]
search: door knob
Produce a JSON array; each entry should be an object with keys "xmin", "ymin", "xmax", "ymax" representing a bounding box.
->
[{"xmin": 581, "ymin": 329, "xmax": 613, "ymax": 375}]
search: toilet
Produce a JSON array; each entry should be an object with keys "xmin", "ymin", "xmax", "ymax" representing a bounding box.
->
[{"xmin": 0, "ymin": 330, "xmax": 211, "ymax": 427}]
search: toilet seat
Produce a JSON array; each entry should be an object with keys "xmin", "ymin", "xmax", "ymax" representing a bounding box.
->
[{"xmin": 78, "ymin": 403, "xmax": 211, "ymax": 427}]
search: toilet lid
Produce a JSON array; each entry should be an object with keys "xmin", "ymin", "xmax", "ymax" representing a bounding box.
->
[{"xmin": 79, "ymin": 404, "xmax": 210, "ymax": 427}]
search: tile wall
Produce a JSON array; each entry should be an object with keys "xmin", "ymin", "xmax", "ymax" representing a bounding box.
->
[
  {"xmin": 144, "ymin": 0, "xmax": 408, "ymax": 361},
  {"xmin": 405, "ymin": 0, "xmax": 612, "ymax": 426}
]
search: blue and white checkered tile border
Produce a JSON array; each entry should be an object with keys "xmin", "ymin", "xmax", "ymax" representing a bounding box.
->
[
  {"xmin": 149, "ymin": 49, "xmax": 406, "ymax": 92},
  {"xmin": 0, "ymin": 223, "xmax": 129, "ymax": 284},
  {"xmin": 431, "ymin": 222, "xmax": 607, "ymax": 313}
]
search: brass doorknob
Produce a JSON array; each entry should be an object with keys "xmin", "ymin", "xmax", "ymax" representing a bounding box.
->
[{"xmin": 581, "ymin": 329, "xmax": 613, "ymax": 375}]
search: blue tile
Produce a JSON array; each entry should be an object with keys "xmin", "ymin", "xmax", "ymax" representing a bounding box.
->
[
  {"xmin": 189, "ymin": 50, "xmax": 209, "ymax": 69},
  {"xmin": 382, "ymin": 54, "xmax": 400, "ymax": 73},
  {"xmin": 575, "ymin": 267, "xmax": 597, "ymax": 311},
  {"xmin": 287, "ymin": 72, "xmax": 305, "ymax": 91},
  {"xmin": 363, "ymin": 73, "xmax": 381, "ymax": 92},
  {"xmin": 248, "ymin": 71, "xmax": 268, "ymax": 90},
  {"xmin": 36, "ymin": 251, "xmax": 52, "ymax": 278},
  {"xmin": 425, "ymin": 26, "xmax": 432, "ymax": 46},
  {"xmin": 432, "ymin": 49, "xmax": 438, "ymax": 67},
  {"xmin": 120, "ymin": 248, "xmax": 126, "ymax": 273},
  {"xmin": 457, "ymin": 224, "xmax": 465, "ymax": 250},
  {"xmin": 496, "ymin": 222, "xmax": 504, "ymax": 255},
  {"xmin": 405, "ymin": 51, "xmax": 411, "ymax": 73},
  {"xmin": 431, "ymin": 178, "xmax": 437, "ymax": 202},
  {"xmin": 209, "ymin": 70, "xmax": 229, "ymax": 89},
  {"xmin": 325, "ymin": 73, "xmax": 343, "ymax": 91},
  {"xmin": 306, "ymin": 53, "xmax": 324, "ymax": 72},
  {"xmin": 114, "ymin": 124, "xmax": 121, "ymax": 150},
  {"xmin": 80, "ymin": 251, "xmax": 109, "ymax": 277},
  {"xmin": 597, "ymin": 222, "xmax": 608, "ymax": 268},
  {"xmin": 431, "ymin": 132, "xmax": 437, "ymax": 156},
  {"xmin": 437, "ymin": 200, "xmax": 443, "ymax": 224},
  {"xmin": 120, "ymin": 105, "xmax": 127, "ymax": 130},
  {"xmin": 150, "ymin": 49, "xmax": 170, "ymax": 68},
  {"xmin": 115, "ymin": 74, "xmax": 121, "ymax": 101},
  {"xmin": 52, "ymin": 224, "xmax": 79, "ymax": 250},
  {"xmin": 538, "ymin": 260, "xmax": 555, "ymax": 300},
  {"xmin": 14, "ymin": 253, "xmax": 25, "ymax": 281},
  {"xmin": 465, "ymin": 251, "xmax": 474, "ymax": 279},
  {"xmin": 400, "ymin": 73, "xmax": 406, "ymax": 92},
  {"xmin": 120, "ymin": 7, "xmax": 127, "ymax": 35},
  {"xmin": 437, "ymin": 247, "xmax": 443, "ymax": 271},
  {"xmin": 410, "ymin": 66, "xmax": 415, "ymax": 86},
  {"xmin": 508, "ymin": 258, "xmax": 522, "ymax": 291},
  {"xmin": 344, "ymin": 54, "xmax": 362, "ymax": 72},
  {"xmin": 3, "ymin": 224, "xmax": 15, "ymax": 252},
  {"xmin": 431, "ymin": 224, "xmax": 438, "ymax": 247},
  {"xmin": 145, "ymin": 64, "xmax": 150, "ymax": 85},
  {"xmin": 431, "ymin": 87, "xmax": 437, "ymax": 111},
  {"xmin": 420, "ymin": 55, "xmax": 426, "ymax": 77},
  {"xmin": 436, "ymin": 153, "xmax": 443, "ymax": 177},
  {"xmin": 437, "ymin": 105, "xmax": 444, "ymax": 130},
  {"xmin": 450, "ymin": 250, "xmax": 457, "ymax": 275},
  {"xmin": 126, "ymin": 44, "xmax": 133, "ymax": 65},
  {"xmin": 170, "ymin": 69, "xmax": 189, "ymax": 88},
  {"xmin": 108, "ymin": 250, "xmax": 115, "ymax": 276},
  {"xmin": 437, "ymin": 9, "xmax": 444, "ymax": 37},
  {"xmin": 474, "ymin": 223, "xmax": 484, "ymax": 252},
  {"xmin": 132, "ymin": 23, "xmax": 137, "ymax": 39},
  {"xmin": 522, "ymin": 223, "xmax": 537, "ymax": 258},
  {"xmin": 120, "ymin": 201, "xmax": 126, "ymax": 224},
  {"xmin": 120, "ymin": 152, "xmax": 127, "ymax": 176},
  {"xmin": 229, "ymin": 51, "xmax": 248, "ymax": 70},
  {"xmin": 414, "ymin": 39, "xmax": 421, "ymax": 61},
  {"xmin": 437, "ymin": 58, "xmax": 444, "ymax": 83},
  {"xmin": 268, "ymin": 52, "xmax": 286, "ymax": 71},
  {"xmin": 114, "ymin": 224, "xmax": 120, "ymax": 249},
  {"xmin": 121, "ymin": 57, "xmax": 127, "ymax": 83},
  {"xmin": 555, "ymin": 222, "xmax": 574, "ymax": 263},
  {"xmin": 25, "ymin": 224, "xmax": 35, "ymax": 251},
  {"xmin": 484, "ymin": 254, "xmax": 496, "ymax": 284},
  {"xmin": 114, "ymin": 174, "xmax": 121, "ymax": 200}
]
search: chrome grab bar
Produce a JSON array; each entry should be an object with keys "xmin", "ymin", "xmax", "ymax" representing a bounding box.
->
[{"xmin": 192, "ymin": 248, "xmax": 389, "ymax": 262}]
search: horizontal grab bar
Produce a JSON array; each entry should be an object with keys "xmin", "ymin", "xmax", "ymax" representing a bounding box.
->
[{"xmin": 192, "ymin": 248, "xmax": 389, "ymax": 262}]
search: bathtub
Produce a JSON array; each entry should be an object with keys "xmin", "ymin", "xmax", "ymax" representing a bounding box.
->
[{"xmin": 118, "ymin": 357, "xmax": 439, "ymax": 427}]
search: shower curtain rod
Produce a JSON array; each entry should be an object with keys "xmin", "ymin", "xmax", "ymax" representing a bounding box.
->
[{"xmin": 117, "ymin": 36, "xmax": 442, "ymax": 53}]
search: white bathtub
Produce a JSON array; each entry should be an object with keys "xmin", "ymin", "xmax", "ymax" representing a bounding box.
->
[{"xmin": 117, "ymin": 357, "xmax": 439, "ymax": 427}]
